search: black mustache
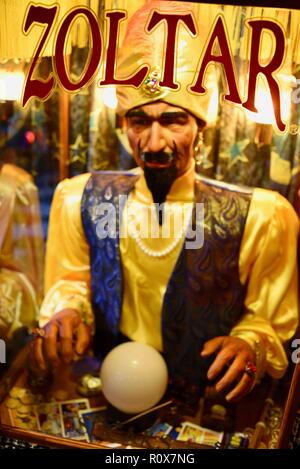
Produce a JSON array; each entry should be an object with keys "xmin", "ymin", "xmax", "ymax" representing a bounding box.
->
[
  {"xmin": 141, "ymin": 151, "xmax": 174, "ymax": 164},
  {"xmin": 138, "ymin": 141, "xmax": 178, "ymax": 165}
]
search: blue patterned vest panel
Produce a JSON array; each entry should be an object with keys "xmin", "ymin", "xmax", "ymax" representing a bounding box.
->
[{"xmin": 81, "ymin": 171, "xmax": 252, "ymax": 393}]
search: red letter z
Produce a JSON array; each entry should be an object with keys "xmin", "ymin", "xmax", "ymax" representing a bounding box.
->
[{"xmin": 22, "ymin": 5, "xmax": 58, "ymax": 106}]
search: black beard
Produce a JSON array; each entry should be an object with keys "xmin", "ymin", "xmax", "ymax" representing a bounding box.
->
[{"xmin": 141, "ymin": 150, "xmax": 178, "ymax": 225}]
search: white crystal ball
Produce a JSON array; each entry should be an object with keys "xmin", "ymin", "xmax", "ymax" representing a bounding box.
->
[{"xmin": 100, "ymin": 342, "xmax": 168, "ymax": 414}]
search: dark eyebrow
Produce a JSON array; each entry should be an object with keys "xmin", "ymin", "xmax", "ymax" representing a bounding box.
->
[
  {"xmin": 160, "ymin": 112, "xmax": 189, "ymax": 119},
  {"xmin": 126, "ymin": 110, "xmax": 148, "ymax": 118},
  {"xmin": 126, "ymin": 110, "xmax": 189, "ymax": 119}
]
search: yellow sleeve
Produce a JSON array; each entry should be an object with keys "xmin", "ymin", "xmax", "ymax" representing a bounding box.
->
[
  {"xmin": 0, "ymin": 164, "xmax": 44, "ymax": 281},
  {"xmin": 231, "ymin": 188, "xmax": 299, "ymax": 379},
  {"xmin": 0, "ymin": 164, "xmax": 43, "ymax": 337},
  {"xmin": 39, "ymin": 173, "xmax": 94, "ymax": 328},
  {"xmin": 17, "ymin": 179, "xmax": 45, "ymax": 301}
]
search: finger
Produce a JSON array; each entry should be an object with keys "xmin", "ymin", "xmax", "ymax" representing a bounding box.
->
[
  {"xmin": 214, "ymin": 356, "xmax": 245, "ymax": 393},
  {"xmin": 28, "ymin": 340, "xmax": 40, "ymax": 371},
  {"xmin": 75, "ymin": 322, "xmax": 91, "ymax": 355},
  {"xmin": 30, "ymin": 337, "xmax": 47, "ymax": 371},
  {"xmin": 225, "ymin": 372, "xmax": 254, "ymax": 402},
  {"xmin": 207, "ymin": 348, "xmax": 235, "ymax": 381},
  {"xmin": 43, "ymin": 322, "xmax": 60, "ymax": 367},
  {"xmin": 201, "ymin": 337, "xmax": 225, "ymax": 357},
  {"xmin": 58, "ymin": 320, "xmax": 76, "ymax": 364}
]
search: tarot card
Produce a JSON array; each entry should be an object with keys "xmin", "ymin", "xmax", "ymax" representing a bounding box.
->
[
  {"xmin": 78, "ymin": 406, "xmax": 107, "ymax": 442},
  {"xmin": 145, "ymin": 422, "xmax": 173, "ymax": 437},
  {"xmin": 8, "ymin": 406, "xmax": 39, "ymax": 431},
  {"xmin": 177, "ymin": 421, "xmax": 223, "ymax": 447},
  {"xmin": 60, "ymin": 398, "xmax": 90, "ymax": 440},
  {"xmin": 35, "ymin": 402, "xmax": 63, "ymax": 436},
  {"xmin": 223, "ymin": 432, "xmax": 249, "ymax": 449},
  {"xmin": 169, "ymin": 425, "xmax": 182, "ymax": 440}
]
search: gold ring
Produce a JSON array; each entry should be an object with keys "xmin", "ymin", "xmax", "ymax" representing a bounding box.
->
[
  {"xmin": 31, "ymin": 327, "xmax": 45, "ymax": 338},
  {"xmin": 244, "ymin": 361, "xmax": 257, "ymax": 379}
]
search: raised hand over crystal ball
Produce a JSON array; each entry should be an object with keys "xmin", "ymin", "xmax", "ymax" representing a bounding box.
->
[{"xmin": 100, "ymin": 342, "xmax": 169, "ymax": 414}]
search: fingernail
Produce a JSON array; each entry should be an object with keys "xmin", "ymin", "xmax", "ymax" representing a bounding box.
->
[{"xmin": 37, "ymin": 361, "xmax": 47, "ymax": 371}]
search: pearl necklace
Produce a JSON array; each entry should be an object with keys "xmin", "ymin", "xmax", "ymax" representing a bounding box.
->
[{"xmin": 127, "ymin": 209, "xmax": 191, "ymax": 258}]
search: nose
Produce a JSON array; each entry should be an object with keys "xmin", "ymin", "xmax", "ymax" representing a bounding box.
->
[{"xmin": 145, "ymin": 121, "xmax": 166, "ymax": 153}]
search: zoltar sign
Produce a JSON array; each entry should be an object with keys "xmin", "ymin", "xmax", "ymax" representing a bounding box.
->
[{"xmin": 22, "ymin": 4, "xmax": 288, "ymax": 131}]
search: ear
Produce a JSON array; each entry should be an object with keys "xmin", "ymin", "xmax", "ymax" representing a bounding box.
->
[
  {"xmin": 196, "ymin": 118, "xmax": 206, "ymax": 132},
  {"xmin": 120, "ymin": 115, "xmax": 128, "ymax": 131}
]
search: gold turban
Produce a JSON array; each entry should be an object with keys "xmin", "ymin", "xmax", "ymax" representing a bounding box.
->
[{"xmin": 116, "ymin": 1, "xmax": 217, "ymax": 125}]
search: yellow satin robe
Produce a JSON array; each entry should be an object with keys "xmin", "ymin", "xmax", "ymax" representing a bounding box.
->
[
  {"xmin": 0, "ymin": 163, "xmax": 44, "ymax": 338},
  {"xmin": 39, "ymin": 162, "xmax": 299, "ymax": 380}
]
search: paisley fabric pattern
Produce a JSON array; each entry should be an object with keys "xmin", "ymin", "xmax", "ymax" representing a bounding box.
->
[
  {"xmin": 162, "ymin": 175, "xmax": 252, "ymax": 391},
  {"xmin": 81, "ymin": 172, "xmax": 139, "ymax": 352},
  {"xmin": 81, "ymin": 171, "xmax": 252, "ymax": 388}
]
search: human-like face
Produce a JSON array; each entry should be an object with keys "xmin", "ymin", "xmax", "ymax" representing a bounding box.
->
[{"xmin": 125, "ymin": 102, "xmax": 199, "ymax": 177}]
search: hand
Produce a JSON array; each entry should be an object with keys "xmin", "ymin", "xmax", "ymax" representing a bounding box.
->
[
  {"xmin": 201, "ymin": 336, "xmax": 256, "ymax": 402},
  {"xmin": 30, "ymin": 308, "xmax": 91, "ymax": 371}
]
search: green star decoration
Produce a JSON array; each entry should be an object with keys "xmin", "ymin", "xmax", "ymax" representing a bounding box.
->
[{"xmin": 69, "ymin": 134, "xmax": 89, "ymax": 165}]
